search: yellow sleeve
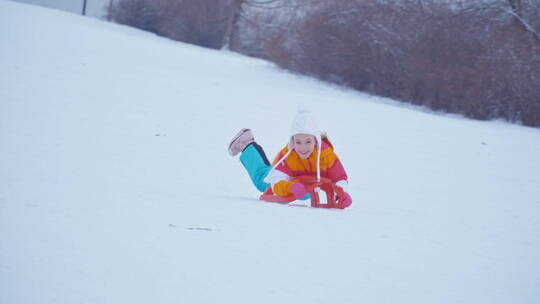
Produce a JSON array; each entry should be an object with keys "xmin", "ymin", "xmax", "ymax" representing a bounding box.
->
[{"xmin": 273, "ymin": 180, "xmax": 295, "ymax": 196}]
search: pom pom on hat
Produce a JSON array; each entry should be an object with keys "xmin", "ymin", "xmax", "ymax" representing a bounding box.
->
[
  {"xmin": 297, "ymin": 104, "xmax": 311, "ymax": 114},
  {"xmin": 290, "ymin": 105, "xmax": 320, "ymax": 138}
]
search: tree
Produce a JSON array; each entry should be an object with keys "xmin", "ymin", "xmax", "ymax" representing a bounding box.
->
[
  {"xmin": 222, "ymin": 0, "xmax": 282, "ymax": 50},
  {"xmin": 108, "ymin": 0, "xmax": 160, "ymax": 33}
]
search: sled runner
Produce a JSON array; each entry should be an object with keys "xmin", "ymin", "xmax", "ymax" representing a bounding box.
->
[{"xmin": 259, "ymin": 175, "xmax": 347, "ymax": 209}]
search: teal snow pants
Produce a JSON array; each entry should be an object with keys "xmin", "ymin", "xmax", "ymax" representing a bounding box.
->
[{"xmin": 239, "ymin": 143, "xmax": 271, "ymax": 192}]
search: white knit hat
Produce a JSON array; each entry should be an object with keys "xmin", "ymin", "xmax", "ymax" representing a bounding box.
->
[{"xmin": 290, "ymin": 105, "xmax": 321, "ymax": 141}]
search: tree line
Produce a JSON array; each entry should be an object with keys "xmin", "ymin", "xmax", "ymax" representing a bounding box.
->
[{"xmin": 108, "ymin": 0, "xmax": 540, "ymax": 127}]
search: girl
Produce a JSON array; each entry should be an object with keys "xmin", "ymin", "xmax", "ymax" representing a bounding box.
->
[{"xmin": 228, "ymin": 108, "xmax": 352, "ymax": 208}]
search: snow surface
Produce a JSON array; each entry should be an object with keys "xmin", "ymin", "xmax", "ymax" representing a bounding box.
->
[
  {"xmin": 12, "ymin": 0, "xmax": 111, "ymax": 18},
  {"xmin": 1, "ymin": 1, "xmax": 540, "ymax": 303}
]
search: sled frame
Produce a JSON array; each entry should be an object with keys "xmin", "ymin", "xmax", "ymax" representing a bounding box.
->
[{"xmin": 259, "ymin": 176, "xmax": 346, "ymax": 209}]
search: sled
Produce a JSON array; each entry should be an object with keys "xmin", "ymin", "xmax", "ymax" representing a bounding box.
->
[{"xmin": 259, "ymin": 175, "xmax": 347, "ymax": 209}]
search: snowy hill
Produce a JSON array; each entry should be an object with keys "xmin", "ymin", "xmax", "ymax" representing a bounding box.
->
[
  {"xmin": 12, "ymin": 0, "xmax": 110, "ymax": 18},
  {"xmin": 1, "ymin": 1, "xmax": 539, "ymax": 303}
]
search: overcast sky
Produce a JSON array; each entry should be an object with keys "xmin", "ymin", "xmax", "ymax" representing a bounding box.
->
[{"xmin": 12, "ymin": 0, "xmax": 112, "ymax": 19}]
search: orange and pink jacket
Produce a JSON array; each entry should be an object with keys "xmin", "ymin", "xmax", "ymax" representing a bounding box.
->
[{"xmin": 271, "ymin": 138, "xmax": 348, "ymax": 196}]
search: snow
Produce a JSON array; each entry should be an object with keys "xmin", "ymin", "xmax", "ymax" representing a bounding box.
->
[
  {"xmin": 11, "ymin": 0, "xmax": 111, "ymax": 18},
  {"xmin": 1, "ymin": 1, "xmax": 539, "ymax": 303}
]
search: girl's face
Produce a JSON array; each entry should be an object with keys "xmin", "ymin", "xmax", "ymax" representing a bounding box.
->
[{"xmin": 293, "ymin": 134, "xmax": 316, "ymax": 159}]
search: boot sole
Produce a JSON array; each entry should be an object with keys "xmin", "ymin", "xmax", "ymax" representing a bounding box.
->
[{"xmin": 228, "ymin": 128, "xmax": 251, "ymax": 156}]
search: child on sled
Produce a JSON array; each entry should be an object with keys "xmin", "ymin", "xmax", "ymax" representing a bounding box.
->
[{"xmin": 228, "ymin": 108, "xmax": 352, "ymax": 208}]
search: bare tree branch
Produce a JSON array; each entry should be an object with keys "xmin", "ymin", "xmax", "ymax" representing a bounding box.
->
[{"xmin": 499, "ymin": 5, "xmax": 540, "ymax": 41}]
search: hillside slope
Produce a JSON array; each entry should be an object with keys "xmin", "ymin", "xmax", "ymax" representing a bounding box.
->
[{"xmin": 1, "ymin": 1, "xmax": 539, "ymax": 303}]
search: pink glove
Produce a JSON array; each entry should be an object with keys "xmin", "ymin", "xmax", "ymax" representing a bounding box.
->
[
  {"xmin": 290, "ymin": 182, "xmax": 308, "ymax": 199},
  {"xmin": 341, "ymin": 192, "xmax": 352, "ymax": 208}
]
